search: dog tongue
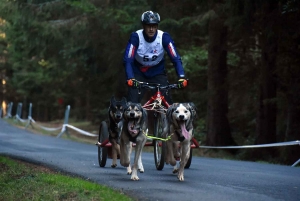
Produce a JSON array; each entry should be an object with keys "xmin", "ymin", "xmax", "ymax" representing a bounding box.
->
[
  {"xmin": 128, "ymin": 121, "xmax": 138, "ymax": 135},
  {"xmin": 180, "ymin": 122, "xmax": 189, "ymax": 139}
]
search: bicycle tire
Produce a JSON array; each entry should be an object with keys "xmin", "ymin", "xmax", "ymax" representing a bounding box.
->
[
  {"xmin": 98, "ymin": 121, "xmax": 108, "ymax": 167},
  {"xmin": 153, "ymin": 113, "xmax": 166, "ymax": 170},
  {"xmin": 184, "ymin": 148, "xmax": 192, "ymax": 169}
]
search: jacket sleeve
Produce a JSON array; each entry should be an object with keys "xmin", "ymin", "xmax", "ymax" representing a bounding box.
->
[
  {"xmin": 123, "ymin": 32, "xmax": 139, "ymax": 80},
  {"xmin": 162, "ymin": 32, "xmax": 185, "ymax": 78}
]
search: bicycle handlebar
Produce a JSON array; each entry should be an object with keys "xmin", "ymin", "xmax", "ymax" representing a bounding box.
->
[{"xmin": 136, "ymin": 81, "xmax": 179, "ymax": 90}]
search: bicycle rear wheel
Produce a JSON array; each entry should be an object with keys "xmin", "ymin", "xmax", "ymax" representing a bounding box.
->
[
  {"xmin": 98, "ymin": 121, "xmax": 108, "ymax": 167},
  {"xmin": 153, "ymin": 113, "xmax": 167, "ymax": 170}
]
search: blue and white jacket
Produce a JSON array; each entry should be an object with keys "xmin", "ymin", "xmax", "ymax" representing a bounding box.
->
[{"xmin": 123, "ymin": 29, "xmax": 185, "ymax": 80}]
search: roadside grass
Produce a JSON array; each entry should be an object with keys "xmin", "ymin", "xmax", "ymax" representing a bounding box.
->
[{"xmin": 0, "ymin": 156, "xmax": 134, "ymax": 201}]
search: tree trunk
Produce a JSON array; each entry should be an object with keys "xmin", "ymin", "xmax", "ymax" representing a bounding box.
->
[
  {"xmin": 255, "ymin": 3, "xmax": 278, "ymax": 146},
  {"xmin": 253, "ymin": 2, "xmax": 279, "ymax": 160},
  {"xmin": 86, "ymin": 89, "xmax": 91, "ymax": 121},
  {"xmin": 206, "ymin": 13, "xmax": 235, "ymax": 146},
  {"xmin": 282, "ymin": 85, "xmax": 300, "ymax": 164},
  {"xmin": 255, "ymin": 43, "xmax": 277, "ymax": 145}
]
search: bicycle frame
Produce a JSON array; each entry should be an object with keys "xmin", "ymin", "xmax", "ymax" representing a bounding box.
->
[
  {"xmin": 142, "ymin": 90, "xmax": 170, "ymax": 113},
  {"xmin": 139, "ymin": 82, "xmax": 177, "ymax": 113}
]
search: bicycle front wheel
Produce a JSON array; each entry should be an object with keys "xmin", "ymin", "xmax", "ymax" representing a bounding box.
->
[
  {"xmin": 98, "ymin": 121, "xmax": 108, "ymax": 167},
  {"xmin": 153, "ymin": 113, "xmax": 167, "ymax": 170}
]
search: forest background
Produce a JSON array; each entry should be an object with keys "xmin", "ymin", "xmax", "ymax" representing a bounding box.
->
[{"xmin": 0, "ymin": 0, "xmax": 299, "ymax": 165}]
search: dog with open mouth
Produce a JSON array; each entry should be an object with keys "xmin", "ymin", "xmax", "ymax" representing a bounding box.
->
[
  {"xmin": 165, "ymin": 102, "xmax": 196, "ymax": 181},
  {"xmin": 107, "ymin": 96, "xmax": 127, "ymax": 168},
  {"xmin": 120, "ymin": 102, "xmax": 148, "ymax": 181}
]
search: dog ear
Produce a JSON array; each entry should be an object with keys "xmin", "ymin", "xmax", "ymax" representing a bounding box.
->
[
  {"xmin": 137, "ymin": 103, "xmax": 147, "ymax": 121},
  {"xmin": 121, "ymin": 97, "xmax": 127, "ymax": 106},
  {"xmin": 110, "ymin": 96, "xmax": 116, "ymax": 105},
  {"xmin": 185, "ymin": 102, "xmax": 197, "ymax": 130},
  {"xmin": 166, "ymin": 103, "xmax": 176, "ymax": 122},
  {"xmin": 137, "ymin": 103, "xmax": 143, "ymax": 109},
  {"xmin": 123, "ymin": 102, "xmax": 130, "ymax": 121},
  {"xmin": 188, "ymin": 102, "xmax": 195, "ymax": 110},
  {"xmin": 188, "ymin": 102, "xmax": 197, "ymax": 118},
  {"xmin": 124, "ymin": 101, "xmax": 131, "ymax": 109}
]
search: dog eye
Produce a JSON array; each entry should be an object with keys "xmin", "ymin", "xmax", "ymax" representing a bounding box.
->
[
  {"xmin": 175, "ymin": 111, "xmax": 179, "ymax": 113},
  {"xmin": 185, "ymin": 110, "xmax": 188, "ymax": 113}
]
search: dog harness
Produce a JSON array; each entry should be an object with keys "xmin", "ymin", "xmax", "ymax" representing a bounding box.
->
[{"xmin": 128, "ymin": 129, "xmax": 142, "ymax": 143}]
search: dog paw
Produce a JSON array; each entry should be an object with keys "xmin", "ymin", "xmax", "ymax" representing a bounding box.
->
[
  {"xmin": 126, "ymin": 166, "xmax": 132, "ymax": 175},
  {"xmin": 111, "ymin": 164, "xmax": 117, "ymax": 168},
  {"xmin": 131, "ymin": 175, "xmax": 140, "ymax": 181},
  {"xmin": 138, "ymin": 166, "xmax": 144, "ymax": 173},
  {"xmin": 130, "ymin": 169, "xmax": 139, "ymax": 180},
  {"xmin": 172, "ymin": 168, "xmax": 178, "ymax": 174},
  {"xmin": 178, "ymin": 174, "xmax": 184, "ymax": 181}
]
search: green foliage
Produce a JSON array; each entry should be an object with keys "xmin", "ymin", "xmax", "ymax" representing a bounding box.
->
[
  {"xmin": 181, "ymin": 46, "xmax": 208, "ymax": 72},
  {"xmin": 65, "ymin": 0, "xmax": 98, "ymax": 13}
]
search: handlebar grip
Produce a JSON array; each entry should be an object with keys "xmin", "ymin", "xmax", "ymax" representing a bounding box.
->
[{"xmin": 169, "ymin": 84, "xmax": 179, "ymax": 89}]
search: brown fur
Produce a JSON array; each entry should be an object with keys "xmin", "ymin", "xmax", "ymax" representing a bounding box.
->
[
  {"xmin": 108, "ymin": 96, "xmax": 126, "ymax": 168},
  {"xmin": 120, "ymin": 102, "xmax": 148, "ymax": 180}
]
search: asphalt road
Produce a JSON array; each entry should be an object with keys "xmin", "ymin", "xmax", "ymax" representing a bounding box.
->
[{"xmin": 1, "ymin": 119, "xmax": 300, "ymax": 201}]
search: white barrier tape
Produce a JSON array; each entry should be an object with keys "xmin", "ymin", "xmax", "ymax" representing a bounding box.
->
[
  {"xmin": 292, "ymin": 159, "xmax": 300, "ymax": 167},
  {"xmin": 29, "ymin": 117, "xmax": 36, "ymax": 123},
  {"xmin": 198, "ymin": 140, "xmax": 300, "ymax": 149},
  {"xmin": 15, "ymin": 115, "xmax": 28, "ymax": 123},
  {"xmin": 29, "ymin": 117, "xmax": 63, "ymax": 131},
  {"xmin": 15, "ymin": 114, "xmax": 96, "ymax": 137},
  {"xmin": 64, "ymin": 124, "xmax": 98, "ymax": 137}
]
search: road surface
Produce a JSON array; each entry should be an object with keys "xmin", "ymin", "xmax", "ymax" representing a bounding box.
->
[{"xmin": 0, "ymin": 119, "xmax": 299, "ymax": 201}]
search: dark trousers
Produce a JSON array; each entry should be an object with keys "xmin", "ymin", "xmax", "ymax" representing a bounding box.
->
[{"xmin": 127, "ymin": 74, "xmax": 173, "ymax": 104}]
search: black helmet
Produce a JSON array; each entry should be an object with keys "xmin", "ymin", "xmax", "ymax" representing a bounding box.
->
[{"xmin": 141, "ymin": 11, "xmax": 160, "ymax": 24}]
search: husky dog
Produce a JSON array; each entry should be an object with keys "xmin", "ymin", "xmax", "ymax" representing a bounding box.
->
[
  {"xmin": 108, "ymin": 96, "xmax": 127, "ymax": 168},
  {"xmin": 165, "ymin": 103, "xmax": 196, "ymax": 181},
  {"xmin": 120, "ymin": 102, "xmax": 148, "ymax": 180}
]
